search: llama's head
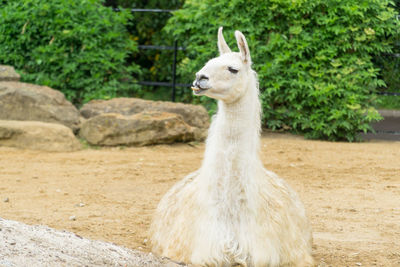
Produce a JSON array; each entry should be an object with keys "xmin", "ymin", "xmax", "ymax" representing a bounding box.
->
[{"xmin": 192, "ymin": 27, "xmax": 254, "ymax": 103}]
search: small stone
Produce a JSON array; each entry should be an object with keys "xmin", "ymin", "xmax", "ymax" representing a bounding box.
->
[
  {"xmin": 69, "ymin": 215, "xmax": 76, "ymax": 221},
  {"xmin": 356, "ymin": 263, "xmax": 362, "ymax": 266},
  {"xmin": 3, "ymin": 197, "xmax": 9, "ymax": 203},
  {"xmin": 143, "ymin": 238, "xmax": 148, "ymax": 245},
  {"xmin": 75, "ymin": 202, "xmax": 85, "ymax": 207},
  {"xmin": 0, "ymin": 65, "xmax": 20, "ymax": 81}
]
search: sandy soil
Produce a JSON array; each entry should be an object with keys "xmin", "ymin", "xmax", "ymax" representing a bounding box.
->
[{"xmin": 0, "ymin": 133, "xmax": 399, "ymax": 266}]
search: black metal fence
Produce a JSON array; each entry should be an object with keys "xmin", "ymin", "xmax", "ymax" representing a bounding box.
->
[{"xmin": 114, "ymin": 8, "xmax": 190, "ymax": 102}]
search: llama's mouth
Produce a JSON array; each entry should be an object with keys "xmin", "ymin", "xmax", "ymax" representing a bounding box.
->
[{"xmin": 191, "ymin": 86, "xmax": 208, "ymax": 95}]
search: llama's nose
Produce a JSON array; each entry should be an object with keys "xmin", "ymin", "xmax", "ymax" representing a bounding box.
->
[
  {"xmin": 196, "ymin": 73, "xmax": 209, "ymax": 82},
  {"xmin": 194, "ymin": 73, "xmax": 209, "ymax": 89}
]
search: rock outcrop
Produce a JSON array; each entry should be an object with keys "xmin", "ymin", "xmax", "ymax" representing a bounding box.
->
[
  {"xmin": 80, "ymin": 112, "xmax": 195, "ymax": 146},
  {"xmin": 0, "ymin": 120, "xmax": 81, "ymax": 152},
  {"xmin": 0, "ymin": 82, "xmax": 81, "ymax": 132},
  {"xmin": 0, "ymin": 217, "xmax": 182, "ymax": 267}
]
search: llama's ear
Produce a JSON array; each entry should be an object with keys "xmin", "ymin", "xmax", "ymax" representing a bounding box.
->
[
  {"xmin": 235, "ymin": 30, "xmax": 251, "ymax": 64},
  {"xmin": 218, "ymin": 27, "xmax": 231, "ymax": 55}
]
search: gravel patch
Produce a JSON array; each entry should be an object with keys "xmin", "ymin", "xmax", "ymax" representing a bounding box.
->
[{"xmin": 0, "ymin": 217, "xmax": 181, "ymax": 267}]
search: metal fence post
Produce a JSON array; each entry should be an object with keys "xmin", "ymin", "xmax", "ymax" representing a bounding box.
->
[{"xmin": 171, "ymin": 40, "xmax": 178, "ymax": 102}]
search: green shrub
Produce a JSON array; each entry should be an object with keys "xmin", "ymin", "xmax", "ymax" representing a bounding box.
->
[
  {"xmin": 164, "ymin": 0, "xmax": 399, "ymax": 141},
  {"xmin": 0, "ymin": 0, "xmax": 140, "ymax": 105}
]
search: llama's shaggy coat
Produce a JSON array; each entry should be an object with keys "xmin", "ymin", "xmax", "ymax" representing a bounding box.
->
[{"xmin": 150, "ymin": 27, "xmax": 313, "ymax": 267}]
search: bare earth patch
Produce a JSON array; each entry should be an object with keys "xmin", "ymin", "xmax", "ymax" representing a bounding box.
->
[{"xmin": 0, "ymin": 133, "xmax": 399, "ymax": 266}]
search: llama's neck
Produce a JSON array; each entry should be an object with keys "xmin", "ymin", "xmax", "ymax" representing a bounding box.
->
[
  {"xmin": 212, "ymin": 90, "xmax": 261, "ymax": 156},
  {"xmin": 200, "ymin": 75, "xmax": 262, "ymax": 189}
]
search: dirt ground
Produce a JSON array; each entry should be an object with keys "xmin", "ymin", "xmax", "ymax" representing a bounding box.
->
[{"xmin": 0, "ymin": 133, "xmax": 399, "ymax": 266}]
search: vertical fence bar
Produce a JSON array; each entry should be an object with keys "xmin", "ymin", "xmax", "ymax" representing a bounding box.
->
[{"xmin": 171, "ymin": 40, "xmax": 178, "ymax": 102}]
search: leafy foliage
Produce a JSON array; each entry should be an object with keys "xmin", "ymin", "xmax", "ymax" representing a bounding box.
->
[
  {"xmin": 0, "ymin": 0, "xmax": 140, "ymax": 105},
  {"xmin": 164, "ymin": 0, "xmax": 399, "ymax": 141}
]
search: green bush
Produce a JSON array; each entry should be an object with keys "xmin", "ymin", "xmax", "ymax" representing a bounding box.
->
[
  {"xmin": 0, "ymin": 0, "xmax": 140, "ymax": 105},
  {"xmin": 165, "ymin": 0, "xmax": 399, "ymax": 141}
]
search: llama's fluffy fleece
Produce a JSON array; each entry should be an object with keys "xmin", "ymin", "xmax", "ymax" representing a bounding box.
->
[{"xmin": 150, "ymin": 27, "xmax": 313, "ymax": 267}]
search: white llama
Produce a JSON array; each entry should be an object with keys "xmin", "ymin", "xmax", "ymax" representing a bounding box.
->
[{"xmin": 150, "ymin": 27, "xmax": 313, "ymax": 267}]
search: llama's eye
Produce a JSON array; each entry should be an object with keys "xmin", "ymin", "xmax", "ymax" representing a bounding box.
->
[{"xmin": 228, "ymin": 67, "xmax": 239, "ymax": 74}]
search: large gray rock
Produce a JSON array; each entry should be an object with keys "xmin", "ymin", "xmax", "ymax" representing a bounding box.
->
[
  {"xmin": 80, "ymin": 112, "xmax": 195, "ymax": 146},
  {"xmin": 0, "ymin": 65, "xmax": 20, "ymax": 82},
  {"xmin": 0, "ymin": 217, "xmax": 182, "ymax": 267},
  {"xmin": 0, "ymin": 120, "xmax": 81, "ymax": 152},
  {"xmin": 0, "ymin": 82, "xmax": 80, "ymax": 132},
  {"xmin": 80, "ymin": 97, "xmax": 210, "ymax": 130}
]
